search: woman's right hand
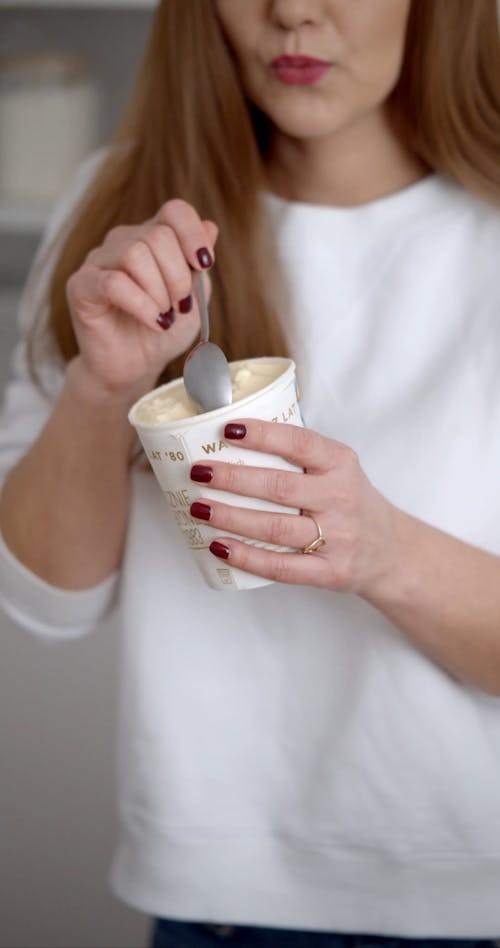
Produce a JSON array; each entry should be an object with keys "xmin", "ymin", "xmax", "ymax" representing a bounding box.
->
[{"xmin": 66, "ymin": 198, "xmax": 218, "ymax": 397}]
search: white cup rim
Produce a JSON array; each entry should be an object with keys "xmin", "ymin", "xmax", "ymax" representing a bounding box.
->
[{"xmin": 129, "ymin": 356, "xmax": 296, "ymax": 432}]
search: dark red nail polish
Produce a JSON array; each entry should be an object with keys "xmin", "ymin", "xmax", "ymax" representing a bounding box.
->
[
  {"xmin": 224, "ymin": 423, "xmax": 247, "ymax": 440},
  {"xmin": 179, "ymin": 294, "xmax": 192, "ymax": 314},
  {"xmin": 191, "ymin": 501, "xmax": 212, "ymax": 521},
  {"xmin": 191, "ymin": 464, "xmax": 214, "ymax": 483},
  {"xmin": 210, "ymin": 541, "xmax": 230, "ymax": 560},
  {"xmin": 196, "ymin": 247, "xmax": 213, "ymax": 269},
  {"xmin": 156, "ymin": 308, "xmax": 175, "ymax": 330}
]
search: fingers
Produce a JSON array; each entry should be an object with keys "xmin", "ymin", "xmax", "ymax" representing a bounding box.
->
[
  {"xmin": 190, "ymin": 499, "xmax": 323, "ymax": 551},
  {"xmin": 96, "ymin": 268, "xmax": 165, "ymax": 330},
  {"xmin": 155, "ymin": 199, "xmax": 217, "ymax": 271},
  {"xmin": 223, "ymin": 419, "xmax": 353, "ymax": 474},
  {"xmin": 123, "ymin": 234, "xmax": 190, "ymax": 314},
  {"xmin": 207, "ymin": 536, "xmax": 330, "ymax": 587},
  {"xmin": 190, "ymin": 479, "xmax": 332, "ymax": 587},
  {"xmin": 72, "ymin": 199, "xmax": 218, "ymax": 332},
  {"xmin": 190, "ymin": 460, "xmax": 321, "ymax": 512},
  {"xmin": 118, "ymin": 217, "xmax": 216, "ymax": 320},
  {"xmin": 188, "ymin": 418, "xmax": 351, "ymax": 511},
  {"xmin": 70, "ymin": 264, "xmax": 168, "ymax": 331}
]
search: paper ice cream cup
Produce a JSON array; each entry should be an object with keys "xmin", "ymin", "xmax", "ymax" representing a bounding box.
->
[{"xmin": 128, "ymin": 357, "xmax": 303, "ymax": 590}]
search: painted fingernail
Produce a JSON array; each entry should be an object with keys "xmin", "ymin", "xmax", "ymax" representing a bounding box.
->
[
  {"xmin": 224, "ymin": 423, "xmax": 247, "ymax": 440},
  {"xmin": 210, "ymin": 541, "xmax": 230, "ymax": 560},
  {"xmin": 178, "ymin": 294, "xmax": 192, "ymax": 314},
  {"xmin": 156, "ymin": 308, "xmax": 175, "ymax": 330},
  {"xmin": 196, "ymin": 247, "xmax": 213, "ymax": 269},
  {"xmin": 190, "ymin": 464, "xmax": 214, "ymax": 483},
  {"xmin": 191, "ymin": 501, "xmax": 212, "ymax": 521}
]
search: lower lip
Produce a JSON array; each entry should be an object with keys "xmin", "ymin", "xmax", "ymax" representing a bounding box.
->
[{"xmin": 272, "ymin": 63, "xmax": 331, "ymax": 86}]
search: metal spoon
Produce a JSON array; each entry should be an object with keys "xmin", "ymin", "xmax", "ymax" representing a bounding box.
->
[{"xmin": 183, "ymin": 270, "xmax": 232, "ymax": 412}]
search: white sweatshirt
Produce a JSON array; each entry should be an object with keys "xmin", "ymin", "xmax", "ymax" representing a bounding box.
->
[{"xmin": 1, "ymin": 161, "xmax": 500, "ymax": 937}]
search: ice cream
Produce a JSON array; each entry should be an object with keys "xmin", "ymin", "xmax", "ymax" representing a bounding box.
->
[{"xmin": 133, "ymin": 358, "xmax": 286, "ymax": 426}]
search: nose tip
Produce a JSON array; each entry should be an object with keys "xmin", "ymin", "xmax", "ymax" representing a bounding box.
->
[{"xmin": 269, "ymin": 0, "xmax": 322, "ymax": 31}]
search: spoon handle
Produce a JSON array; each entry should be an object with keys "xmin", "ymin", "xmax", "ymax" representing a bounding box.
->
[{"xmin": 194, "ymin": 270, "xmax": 210, "ymax": 344}]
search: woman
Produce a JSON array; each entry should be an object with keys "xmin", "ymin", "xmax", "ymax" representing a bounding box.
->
[{"xmin": 1, "ymin": 1, "xmax": 500, "ymax": 945}]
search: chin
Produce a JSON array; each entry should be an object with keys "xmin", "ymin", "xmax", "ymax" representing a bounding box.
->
[
  {"xmin": 258, "ymin": 92, "xmax": 349, "ymax": 141},
  {"xmin": 271, "ymin": 111, "xmax": 348, "ymax": 142}
]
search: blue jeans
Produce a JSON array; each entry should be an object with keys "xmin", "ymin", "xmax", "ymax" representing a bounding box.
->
[{"xmin": 150, "ymin": 920, "xmax": 497, "ymax": 948}]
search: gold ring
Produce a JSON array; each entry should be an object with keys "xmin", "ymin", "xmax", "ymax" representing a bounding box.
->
[{"xmin": 302, "ymin": 515, "xmax": 326, "ymax": 554}]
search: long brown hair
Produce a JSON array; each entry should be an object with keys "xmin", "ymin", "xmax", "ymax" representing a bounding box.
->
[
  {"xmin": 392, "ymin": 0, "xmax": 500, "ymax": 194},
  {"xmin": 35, "ymin": 0, "xmax": 500, "ymax": 380}
]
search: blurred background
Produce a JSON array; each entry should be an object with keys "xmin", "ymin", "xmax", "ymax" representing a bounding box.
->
[{"xmin": 0, "ymin": 1, "xmax": 154, "ymax": 947}]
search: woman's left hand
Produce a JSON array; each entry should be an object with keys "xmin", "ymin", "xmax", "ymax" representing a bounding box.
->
[{"xmin": 190, "ymin": 419, "xmax": 400, "ymax": 592}]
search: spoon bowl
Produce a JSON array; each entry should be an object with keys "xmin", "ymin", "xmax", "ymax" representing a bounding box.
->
[{"xmin": 183, "ymin": 271, "xmax": 232, "ymax": 413}]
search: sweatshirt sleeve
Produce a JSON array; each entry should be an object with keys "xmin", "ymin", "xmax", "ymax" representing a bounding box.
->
[{"xmin": 0, "ymin": 149, "xmax": 119, "ymax": 641}]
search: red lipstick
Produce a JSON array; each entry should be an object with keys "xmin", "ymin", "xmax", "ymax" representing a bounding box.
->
[{"xmin": 271, "ymin": 54, "xmax": 331, "ymax": 86}]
